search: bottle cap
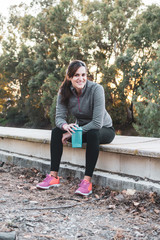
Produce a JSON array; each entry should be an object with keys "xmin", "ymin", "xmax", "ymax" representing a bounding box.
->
[{"xmin": 75, "ymin": 126, "xmax": 82, "ymax": 131}]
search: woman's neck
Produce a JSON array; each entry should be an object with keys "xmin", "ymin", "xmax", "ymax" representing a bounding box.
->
[{"xmin": 76, "ymin": 90, "xmax": 82, "ymax": 97}]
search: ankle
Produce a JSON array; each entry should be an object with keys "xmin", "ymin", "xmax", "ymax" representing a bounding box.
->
[
  {"xmin": 84, "ymin": 176, "xmax": 91, "ymax": 183},
  {"xmin": 49, "ymin": 171, "xmax": 58, "ymax": 178},
  {"xmin": 50, "ymin": 175, "xmax": 58, "ymax": 178}
]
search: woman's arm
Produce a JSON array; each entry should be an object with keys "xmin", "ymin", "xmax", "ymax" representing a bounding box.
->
[
  {"xmin": 81, "ymin": 85, "xmax": 105, "ymax": 132},
  {"xmin": 55, "ymin": 93, "xmax": 78, "ymax": 133},
  {"xmin": 55, "ymin": 93, "xmax": 68, "ymax": 129}
]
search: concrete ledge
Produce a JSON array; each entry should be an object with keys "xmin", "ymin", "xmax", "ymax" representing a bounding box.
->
[
  {"xmin": 0, "ymin": 127, "xmax": 159, "ymax": 158},
  {"xmin": 0, "ymin": 127, "xmax": 160, "ymax": 191}
]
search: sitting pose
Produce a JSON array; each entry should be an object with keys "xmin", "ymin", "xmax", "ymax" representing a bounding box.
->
[{"xmin": 37, "ymin": 60, "xmax": 115, "ymax": 196}]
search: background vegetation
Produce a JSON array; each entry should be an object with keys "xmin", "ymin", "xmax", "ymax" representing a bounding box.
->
[{"xmin": 0, "ymin": 0, "xmax": 160, "ymax": 137}]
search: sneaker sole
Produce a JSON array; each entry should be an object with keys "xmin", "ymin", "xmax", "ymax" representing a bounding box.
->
[
  {"xmin": 36, "ymin": 184, "xmax": 60, "ymax": 190},
  {"xmin": 75, "ymin": 190, "xmax": 92, "ymax": 196}
]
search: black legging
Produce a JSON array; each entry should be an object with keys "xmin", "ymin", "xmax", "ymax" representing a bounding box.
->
[{"xmin": 50, "ymin": 126, "xmax": 115, "ymax": 177}]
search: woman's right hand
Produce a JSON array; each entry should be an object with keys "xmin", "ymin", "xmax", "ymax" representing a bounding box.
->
[
  {"xmin": 62, "ymin": 132, "xmax": 71, "ymax": 144},
  {"xmin": 63, "ymin": 123, "xmax": 78, "ymax": 134}
]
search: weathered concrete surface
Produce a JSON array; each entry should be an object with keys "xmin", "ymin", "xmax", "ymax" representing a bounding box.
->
[{"xmin": 0, "ymin": 127, "xmax": 160, "ymax": 158}]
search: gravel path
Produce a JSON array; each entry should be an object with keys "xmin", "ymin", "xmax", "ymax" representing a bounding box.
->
[{"xmin": 0, "ymin": 163, "xmax": 160, "ymax": 240}]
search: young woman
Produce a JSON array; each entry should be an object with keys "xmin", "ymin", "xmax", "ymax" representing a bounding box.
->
[{"xmin": 37, "ymin": 60, "xmax": 115, "ymax": 196}]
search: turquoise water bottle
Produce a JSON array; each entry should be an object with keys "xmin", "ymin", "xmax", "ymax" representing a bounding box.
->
[{"xmin": 72, "ymin": 126, "xmax": 82, "ymax": 148}]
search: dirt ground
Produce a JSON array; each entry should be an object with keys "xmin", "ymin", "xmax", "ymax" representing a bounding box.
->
[{"xmin": 0, "ymin": 163, "xmax": 160, "ymax": 240}]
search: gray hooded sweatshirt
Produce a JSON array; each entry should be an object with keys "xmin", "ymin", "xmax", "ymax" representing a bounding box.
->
[{"xmin": 55, "ymin": 80, "xmax": 113, "ymax": 133}]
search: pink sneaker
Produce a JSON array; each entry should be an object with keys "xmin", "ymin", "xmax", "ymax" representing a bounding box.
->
[
  {"xmin": 36, "ymin": 174, "xmax": 60, "ymax": 189},
  {"xmin": 75, "ymin": 179, "xmax": 92, "ymax": 196}
]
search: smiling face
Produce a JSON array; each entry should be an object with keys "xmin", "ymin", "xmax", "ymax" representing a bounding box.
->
[{"xmin": 69, "ymin": 66, "xmax": 87, "ymax": 95}]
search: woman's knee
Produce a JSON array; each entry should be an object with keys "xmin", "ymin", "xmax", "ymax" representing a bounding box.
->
[
  {"xmin": 99, "ymin": 127, "xmax": 115, "ymax": 144},
  {"xmin": 51, "ymin": 127, "xmax": 63, "ymax": 139},
  {"xmin": 86, "ymin": 129, "xmax": 100, "ymax": 142}
]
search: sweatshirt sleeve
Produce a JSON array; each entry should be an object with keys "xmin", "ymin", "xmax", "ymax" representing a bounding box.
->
[
  {"xmin": 81, "ymin": 84, "xmax": 105, "ymax": 133},
  {"xmin": 55, "ymin": 92, "xmax": 68, "ymax": 129}
]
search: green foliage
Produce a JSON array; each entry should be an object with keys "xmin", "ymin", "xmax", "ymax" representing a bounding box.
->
[
  {"xmin": 133, "ymin": 47, "xmax": 160, "ymax": 137},
  {"xmin": 49, "ymin": 95, "xmax": 58, "ymax": 127},
  {"xmin": 130, "ymin": 4, "xmax": 160, "ymax": 49},
  {"xmin": 114, "ymin": 4, "xmax": 160, "ymax": 127},
  {"xmin": 6, "ymin": 107, "xmax": 28, "ymax": 126},
  {"xmin": 41, "ymin": 72, "xmax": 61, "ymax": 125},
  {"xmin": 0, "ymin": 0, "xmax": 76, "ymax": 128}
]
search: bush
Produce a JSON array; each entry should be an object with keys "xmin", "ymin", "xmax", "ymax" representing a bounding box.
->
[{"xmin": 6, "ymin": 107, "xmax": 28, "ymax": 126}]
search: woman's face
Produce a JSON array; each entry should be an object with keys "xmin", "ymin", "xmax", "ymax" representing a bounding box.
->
[{"xmin": 69, "ymin": 66, "xmax": 87, "ymax": 94}]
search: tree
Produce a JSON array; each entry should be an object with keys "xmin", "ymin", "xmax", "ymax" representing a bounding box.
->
[
  {"xmin": 114, "ymin": 3, "xmax": 160, "ymax": 128},
  {"xmin": 77, "ymin": 0, "xmax": 141, "ymax": 127},
  {"xmin": 0, "ymin": 0, "xmax": 77, "ymax": 127},
  {"xmin": 133, "ymin": 47, "xmax": 160, "ymax": 137},
  {"xmin": 0, "ymin": 73, "xmax": 14, "ymax": 114},
  {"xmin": 0, "ymin": 22, "xmax": 18, "ymax": 118}
]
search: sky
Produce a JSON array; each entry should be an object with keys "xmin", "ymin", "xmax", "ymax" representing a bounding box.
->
[
  {"xmin": 0, "ymin": 0, "xmax": 32, "ymax": 17},
  {"xmin": 0, "ymin": 0, "xmax": 160, "ymax": 17}
]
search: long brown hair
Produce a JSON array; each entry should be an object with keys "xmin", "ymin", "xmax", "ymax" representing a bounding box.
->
[{"xmin": 60, "ymin": 60, "xmax": 87, "ymax": 105}]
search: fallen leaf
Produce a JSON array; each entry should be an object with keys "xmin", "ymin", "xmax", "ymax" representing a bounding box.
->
[
  {"xmin": 19, "ymin": 175, "xmax": 25, "ymax": 179},
  {"xmin": 24, "ymin": 235, "xmax": 32, "ymax": 239},
  {"xmin": 149, "ymin": 192, "xmax": 156, "ymax": 203},
  {"xmin": 17, "ymin": 185, "xmax": 24, "ymax": 189},
  {"xmin": 122, "ymin": 190, "xmax": 127, "ymax": 195},
  {"xmin": 139, "ymin": 207, "xmax": 145, "ymax": 212},
  {"xmin": 126, "ymin": 189, "xmax": 136, "ymax": 196},
  {"xmin": 154, "ymin": 209, "xmax": 160, "ymax": 214},
  {"xmin": 114, "ymin": 228, "xmax": 124, "ymax": 240},
  {"xmin": 30, "ymin": 186, "xmax": 37, "ymax": 190},
  {"xmin": 133, "ymin": 201, "xmax": 140, "ymax": 207},
  {"xmin": 108, "ymin": 204, "xmax": 116, "ymax": 209},
  {"xmin": 95, "ymin": 194, "xmax": 100, "ymax": 199},
  {"xmin": 114, "ymin": 194, "xmax": 124, "ymax": 201}
]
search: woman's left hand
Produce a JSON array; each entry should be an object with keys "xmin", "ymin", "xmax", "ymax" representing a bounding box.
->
[{"xmin": 62, "ymin": 132, "xmax": 71, "ymax": 144}]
